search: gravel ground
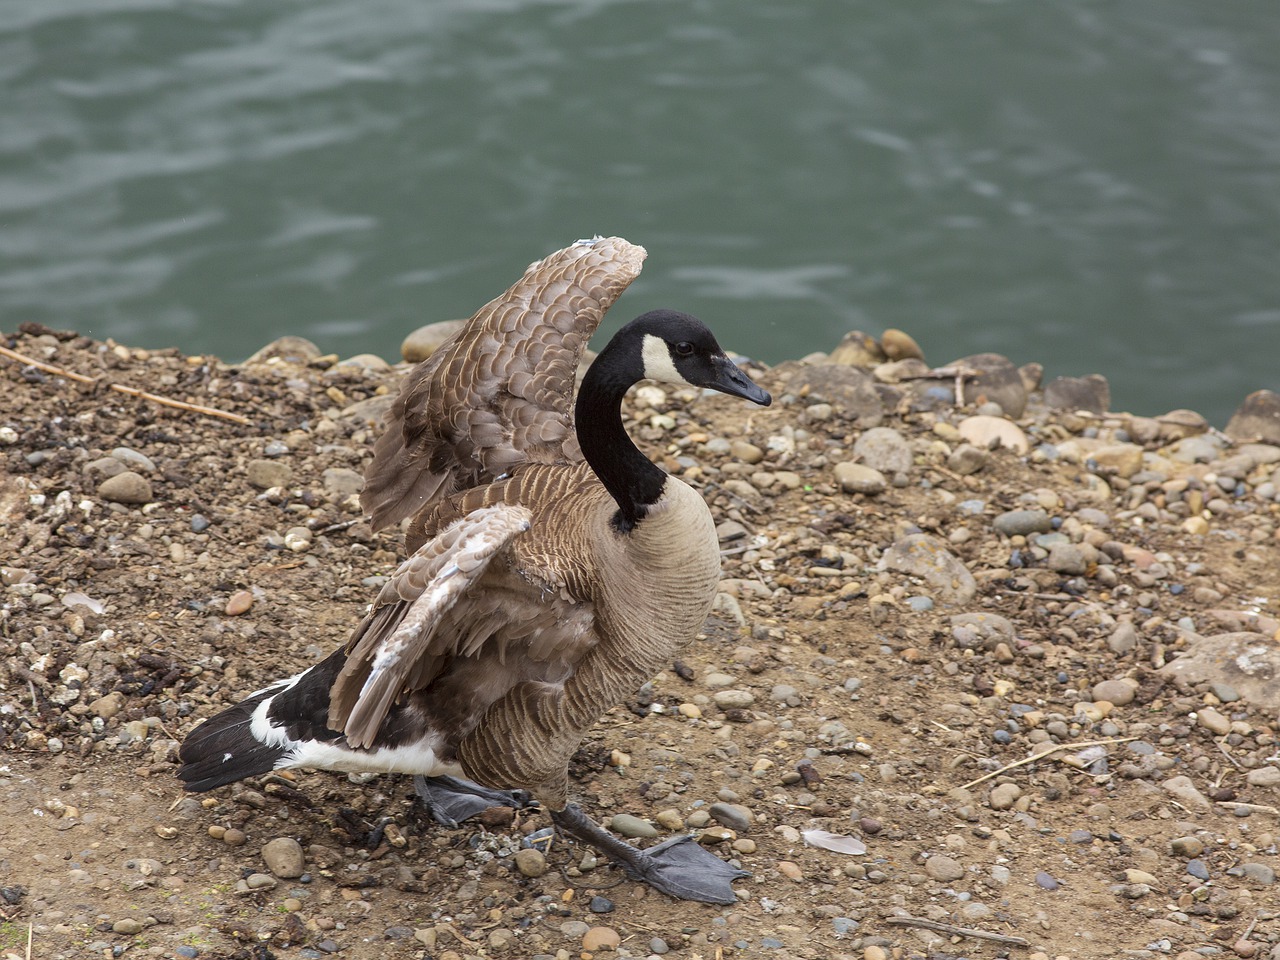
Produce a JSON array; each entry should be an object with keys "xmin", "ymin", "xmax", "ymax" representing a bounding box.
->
[{"xmin": 2, "ymin": 322, "xmax": 1280, "ymax": 960}]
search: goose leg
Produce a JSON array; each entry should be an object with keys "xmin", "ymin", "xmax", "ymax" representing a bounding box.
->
[
  {"xmin": 550, "ymin": 804, "xmax": 748, "ymax": 904},
  {"xmin": 413, "ymin": 775, "xmax": 535, "ymax": 828}
]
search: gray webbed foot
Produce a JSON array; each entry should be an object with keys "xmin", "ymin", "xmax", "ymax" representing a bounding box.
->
[{"xmin": 413, "ymin": 775, "xmax": 535, "ymax": 828}]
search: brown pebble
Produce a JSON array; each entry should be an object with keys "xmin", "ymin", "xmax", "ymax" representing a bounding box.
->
[
  {"xmin": 859, "ymin": 817, "xmax": 883, "ymax": 835},
  {"xmin": 477, "ymin": 806, "xmax": 515, "ymax": 827},
  {"xmin": 222, "ymin": 828, "xmax": 247, "ymax": 847},
  {"xmin": 582, "ymin": 926, "xmax": 621, "ymax": 952},
  {"xmin": 777, "ymin": 860, "xmax": 803, "ymax": 881},
  {"xmin": 226, "ymin": 590, "xmax": 254, "ymax": 616}
]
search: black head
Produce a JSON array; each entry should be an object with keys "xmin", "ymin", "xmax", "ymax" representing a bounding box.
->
[{"xmin": 616, "ymin": 309, "xmax": 771, "ymax": 406}]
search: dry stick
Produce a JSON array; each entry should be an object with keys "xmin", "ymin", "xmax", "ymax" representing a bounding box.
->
[
  {"xmin": 959, "ymin": 737, "xmax": 1138, "ymax": 792},
  {"xmin": 1216, "ymin": 800, "xmax": 1280, "ymax": 816},
  {"xmin": 0, "ymin": 343, "xmax": 250, "ymax": 425},
  {"xmin": 884, "ymin": 916, "xmax": 1030, "ymax": 948}
]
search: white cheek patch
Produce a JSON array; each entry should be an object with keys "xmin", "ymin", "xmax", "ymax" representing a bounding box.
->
[{"xmin": 641, "ymin": 334, "xmax": 693, "ymax": 386}]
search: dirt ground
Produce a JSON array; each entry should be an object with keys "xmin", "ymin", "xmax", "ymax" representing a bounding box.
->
[{"xmin": 2, "ymin": 322, "xmax": 1279, "ymax": 960}]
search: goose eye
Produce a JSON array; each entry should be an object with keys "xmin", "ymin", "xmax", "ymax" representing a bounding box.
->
[{"xmin": 673, "ymin": 341, "xmax": 694, "ymax": 357}]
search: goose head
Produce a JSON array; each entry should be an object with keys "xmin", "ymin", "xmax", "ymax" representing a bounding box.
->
[{"xmin": 609, "ymin": 309, "xmax": 772, "ymax": 407}]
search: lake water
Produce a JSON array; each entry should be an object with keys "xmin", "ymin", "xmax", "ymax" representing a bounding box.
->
[{"xmin": 3, "ymin": 0, "xmax": 1279, "ymax": 426}]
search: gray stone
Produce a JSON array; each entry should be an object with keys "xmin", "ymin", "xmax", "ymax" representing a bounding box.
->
[
  {"xmin": 947, "ymin": 443, "xmax": 988, "ymax": 475},
  {"xmin": 989, "ymin": 783, "xmax": 1021, "ymax": 810},
  {"xmin": 713, "ymin": 689, "xmax": 756, "ymax": 710},
  {"xmin": 609, "ymin": 814, "xmax": 658, "ymax": 839},
  {"xmin": 1226, "ymin": 389, "xmax": 1280, "ymax": 444},
  {"xmin": 1237, "ymin": 862, "xmax": 1276, "ymax": 885},
  {"xmin": 1091, "ymin": 679, "xmax": 1136, "ymax": 706},
  {"xmin": 774, "ymin": 361, "xmax": 884, "ymax": 427},
  {"xmin": 84, "ymin": 456, "xmax": 126, "ymax": 481},
  {"xmin": 1044, "ymin": 374, "xmax": 1110, "ymax": 414},
  {"xmin": 322, "ymin": 467, "xmax": 364, "ymax": 499},
  {"xmin": 853, "ymin": 427, "xmax": 912, "ymax": 475},
  {"xmin": 261, "ymin": 837, "xmax": 306, "ymax": 879},
  {"xmin": 1160, "ymin": 632, "xmax": 1280, "ymax": 711},
  {"xmin": 247, "ymin": 459, "xmax": 292, "ymax": 490},
  {"xmin": 953, "ymin": 352, "xmax": 1027, "ymax": 418},
  {"xmin": 880, "ymin": 534, "xmax": 976, "ymax": 606},
  {"xmin": 111, "ymin": 447, "xmax": 157, "ymax": 473},
  {"xmin": 245, "ymin": 336, "xmax": 322, "ymax": 365},
  {"xmin": 1195, "ymin": 707, "xmax": 1231, "ymax": 736},
  {"xmin": 924, "ymin": 855, "xmax": 965, "ymax": 882},
  {"xmin": 993, "ymin": 509, "xmax": 1052, "ymax": 538},
  {"xmin": 1108, "ymin": 623, "xmax": 1139, "ymax": 655},
  {"xmin": 957, "ymin": 415, "xmax": 1030, "ymax": 454},
  {"xmin": 708, "ymin": 803, "xmax": 754, "ymax": 832},
  {"xmin": 833, "ymin": 462, "xmax": 886, "ymax": 495},
  {"xmin": 1245, "ymin": 766, "xmax": 1280, "ymax": 789},
  {"xmin": 514, "ymin": 848, "xmax": 548, "ymax": 877},
  {"xmin": 1161, "ymin": 775, "xmax": 1211, "ymax": 813},
  {"xmin": 98, "ymin": 471, "xmax": 153, "ymax": 505},
  {"xmin": 1047, "ymin": 543, "xmax": 1089, "ymax": 575}
]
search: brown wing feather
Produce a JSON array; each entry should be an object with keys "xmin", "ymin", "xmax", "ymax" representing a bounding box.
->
[{"xmin": 361, "ymin": 237, "xmax": 646, "ymax": 530}]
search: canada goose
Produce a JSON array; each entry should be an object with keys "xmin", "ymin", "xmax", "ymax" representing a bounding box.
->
[{"xmin": 176, "ymin": 237, "xmax": 771, "ymax": 904}]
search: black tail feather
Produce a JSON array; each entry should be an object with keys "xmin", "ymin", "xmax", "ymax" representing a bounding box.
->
[{"xmin": 177, "ymin": 685, "xmax": 289, "ymax": 792}]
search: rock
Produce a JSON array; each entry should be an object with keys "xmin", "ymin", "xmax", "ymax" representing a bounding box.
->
[
  {"xmin": 246, "ymin": 459, "xmax": 292, "ymax": 490},
  {"xmin": 827, "ymin": 330, "xmax": 886, "ymax": 367},
  {"xmin": 880, "ymin": 534, "xmax": 976, "ymax": 606},
  {"xmin": 989, "ymin": 783, "xmax": 1021, "ymax": 810},
  {"xmin": 1170, "ymin": 836, "xmax": 1204, "ymax": 858},
  {"xmin": 1089, "ymin": 443, "xmax": 1144, "ymax": 479},
  {"xmin": 514, "ymin": 848, "xmax": 548, "ymax": 877},
  {"xmin": 774, "ymin": 361, "xmax": 884, "ymax": 426},
  {"xmin": 1195, "ymin": 707, "xmax": 1231, "ymax": 736},
  {"xmin": 833, "ymin": 462, "xmax": 886, "ymax": 495},
  {"xmin": 89, "ymin": 692, "xmax": 125, "ymax": 720},
  {"xmin": 84, "ymin": 456, "xmax": 126, "ymax": 481},
  {"xmin": 709, "ymin": 803, "xmax": 754, "ymax": 832},
  {"xmin": 713, "ymin": 689, "xmax": 756, "ymax": 710},
  {"xmin": 947, "ymin": 443, "xmax": 988, "ymax": 475},
  {"xmin": 1245, "ymin": 766, "xmax": 1280, "ymax": 789},
  {"xmin": 880, "ymin": 328, "xmax": 923, "ymax": 361},
  {"xmin": 1044, "ymin": 374, "xmax": 1111, "ymax": 414},
  {"xmin": 954, "ymin": 353, "xmax": 1027, "ymax": 418},
  {"xmin": 322, "ymin": 467, "xmax": 364, "ymax": 499},
  {"xmin": 1108, "ymin": 623, "xmax": 1139, "ymax": 655},
  {"xmin": 261, "ymin": 837, "xmax": 306, "ymax": 878},
  {"xmin": 334, "ymin": 353, "xmax": 389, "ymax": 372},
  {"xmin": 958, "ymin": 415, "xmax": 1029, "ymax": 455},
  {"xmin": 112, "ymin": 918, "xmax": 144, "ymax": 935},
  {"xmin": 98, "ymin": 471, "xmax": 153, "ymax": 505},
  {"xmin": 1226, "ymin": 390, "xmax": 1280, "ymax": 444},
  {"xmin": 853, "ymin": 427, "xmax": 912, "ymax": 475},
  {"xmin": 729, "ymin": 439, "xmax": 764, "ymax": 464},
  {"xmin": 1236, "ymin": 863, "xmax": 1276, "ymax": 885},
  {"xmin": 111, "ymin": 447, "xmax": 157, "ymax": 473},
  {"xmin": 1160, "ymin": 633, "xmax": 1280, "ymax": 711},
  {"xmin": 225, "ymin": 590, "xmax": 254, "ymax": 616},
  {"xmin": 401, "ymin": 320, "xmax": 466, "ymax": 363},
  {"xmin": 924, "ymin": 855, "xmax": 965, "ymax": 882},
  {"xmin": 1162, "ymin": 776, "xmax": 1211, "ymax": 813},
  {"xmin": 245, "ymin": 336, "xmax": 322, "ymax": 365},
  {"xmin": 582, "ymin": 926, "xmax": 622, "ymax": 952},
  {"xmin": 1047, "ymin": 543, "xmax": 1090, "ymax": 575},
  {"xmin": 609, "ymin": 814, "xmax": 658, "ymax": 839},
  {"xmin": 993, "ymin": 509, "xmax": 1052, "ymax": 537},
  {"xmin": 1092, "ymin": 679, "xmax": 1136, "ymax": 707}
]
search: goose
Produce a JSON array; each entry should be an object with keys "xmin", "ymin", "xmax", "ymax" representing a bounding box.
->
[{"xmin": 177, "ymin": 237, "xmax": 771, "ymax": 904}]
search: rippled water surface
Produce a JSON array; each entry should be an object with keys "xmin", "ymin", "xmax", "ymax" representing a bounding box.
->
[{"xmin": 3, "ymin": 1, "xmax": 1279, "ymax": 424}]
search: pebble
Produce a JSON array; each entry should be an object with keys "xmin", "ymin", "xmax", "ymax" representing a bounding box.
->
[
  {"xmin": 713, "ymin": 689, "xmax": 756, "ymax": 710},
  {"xmin": 989, "ymin": 783, "xmax": 1021, "ymax": 810},
  {"xmin": 880, "ymin": 534, "xmax": 976, "ymax": 605},
  {"xmin": 1235, "ymin": 863, "xmax": 1276, "ymax": 885},
  {"xmin": 609, "ymin": 814, "xmax": 658, "ymax": 839},
  {"xmin": 852, "ymin": 427, "xmax": 912, "ymax": 474},
  {"xmin": 111, "ymin": 447, "xmax": 156, "ymax": 473},
  {"xmin": 1162, "ymin": 776, "xmax": 1211, "ymax": 813},
  {"xmin": 948, "ymin": 443, "xmax": 988, "ymax": 475},
  {"xmin": 1195, "ymin": 707, "xmax": 1231, "ymax": 736},
  {"xmin": 246, "ymin": 459, "xmax": 292, "ymax": 490},
  {"xmin": 98, "ymin": 471, "xmax": 153, "ymax": 504},
  {"xmin": 112, "ymin": 918, "xmax": 144, "ymax": 935},
  {"xmin": 993, "ymin": 509, "xmax": 1052, "ymax": 537},
  {"xmin": 221, "ymin": 828, "xmax": 247, "ymax": 847},
  {"xmin": 1091, "ymin": 679, "xmax": 1136, "ymax": 706},
  {"xmin": 261, "ymin": 837, "xmax": 306, "ymax": 878},
  {"xmin": 1170, "ymin": 836, "xmax": 1204, "ymax": 858},
  {"xmin": 582, "ymin": 926, "xmax": 622, "ymax": 952},
  {"xmin": 924, "ymin": 855, "xmax": 965, "ymax": 882},
  {"xmin": 400, "ymin": 319, "xmax": 465, "ymax": 362},
  {"xmin": 958, "ymin": 414, "xmax": 1029, "ymax": 454},
  {"xmin": 587, "ymin": 896, "xmax": 614, "ymax": 913},
  {"xmin": 709, "ymin": 803, "xmax": 754, "ymax": 832},
  {"xmin": 833, "ymin": 462, "xmax": 887, "ymax": 495},
  {"xmin": 1245, "ymin": 766, "xmax": 1280, "ymax": 788},
  {"xmin": 225, "ymin": 590, "xmax": 254, "ymax": 616},
  {"xmin": 1108, "ymin": 623, "xmax": 1139, "ymax": 655},
  {"xmin": 514, "ymin": 848, "xmax": 548, "ymax": 877}
]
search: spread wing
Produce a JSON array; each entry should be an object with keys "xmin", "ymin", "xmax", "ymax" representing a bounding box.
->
[
  {"xmin": 361, "ymin": 236, "xmax": 647, "ymax": 530},
  {"xmin": 328, "ymin": 502, "xmax": 596, "ymax": 749}
]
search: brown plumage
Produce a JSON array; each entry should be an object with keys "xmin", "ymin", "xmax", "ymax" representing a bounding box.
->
[{"xmin": 177, "ymin": 237, "xmax": 770, "ymax": 903}]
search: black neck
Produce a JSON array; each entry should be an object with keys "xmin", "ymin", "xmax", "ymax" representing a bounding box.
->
[{"xmin": 575, "ymin": 359, "xmax": 667, "ymax": 533}]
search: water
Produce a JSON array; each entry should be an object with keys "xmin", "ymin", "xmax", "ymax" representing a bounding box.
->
[{"xmin": 3, "ymin": 1, "xmax": 1279, "ymax": 426}]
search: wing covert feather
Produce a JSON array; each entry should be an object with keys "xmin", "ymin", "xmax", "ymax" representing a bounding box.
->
[{"xmin": 361, "ymin": 237, "xmax": 646, "ymax": 530}]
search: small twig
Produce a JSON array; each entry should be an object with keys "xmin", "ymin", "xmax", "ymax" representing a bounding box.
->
[
  {"xmin": 959, "ymin": 737, "xmax": 1137, "ymax": 791},
  {"xmin": 316, "ymin": 518, "xmax": 363, "ymax": 536},
  {"xmin": 0, "ymin": 343, "xmax": 250, "ymax": 425},
  {"xmin": 1216, "ymin": 739, "xmax": 1244, "ymax": 771},
  {"xmin": 884, "ymin": 916, "xmax": 1030, "ymax": 947},
  {"xmin": 1216, "ymin": 801, "xmax": 1280, "ymax": 816}
]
